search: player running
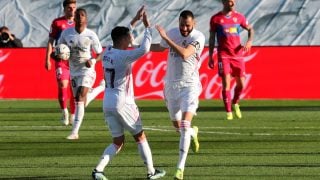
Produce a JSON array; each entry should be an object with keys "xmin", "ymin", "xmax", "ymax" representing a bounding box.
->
[
  {"xmin": 208, "ymin": 0, "xmax": 254, "ymax": 120},
  {"xmin": 150, "ymin": 10, "xmax": 205, "ymax": 180},
  {"xmin": 57, "ymin": 8, "xmax": 103, "ymax": 140},
  {"xmin": 92, "ymin": 6, "xmax": 166, "ymax": 180}
]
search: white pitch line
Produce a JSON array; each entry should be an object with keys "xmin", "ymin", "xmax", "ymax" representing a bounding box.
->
[
  {"xmin": 143, "ymin": 127, "xmax": 320, "ymax": 136},
  {"xmin": 1, "ymin": 125, "xmax": 320, "ymax": 137}
]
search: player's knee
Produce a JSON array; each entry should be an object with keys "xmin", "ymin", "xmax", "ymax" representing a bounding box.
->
[
  {"xmin": 113, "ymin": 135, "xmax": 125, "ymax": 148},
  {"xmin": 133, "ymin": 131, "xmax": 146, "ymax": 143},
  {"xmin": 172, "ymin": 120, "xmax": 180, "ymax": 129}
]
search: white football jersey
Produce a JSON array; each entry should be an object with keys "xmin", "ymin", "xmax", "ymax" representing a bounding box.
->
[
  {"xmin": 102, "ymin": 28, "xmax": 152, "ymax": 109},
  {"xmin": 58, "ymin": 27, "xmax": 103, "ymax": 76},
  {"xmin": 160, "ymin": 27, "xmax": 205, "ymax": 84}
]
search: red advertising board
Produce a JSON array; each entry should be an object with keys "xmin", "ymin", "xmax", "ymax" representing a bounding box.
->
[{"xmin": 0, "ymin": 47, "xmax": 319, "ymax": 99}]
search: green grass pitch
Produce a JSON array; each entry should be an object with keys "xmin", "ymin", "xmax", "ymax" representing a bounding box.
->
[{"xmin": 1, "ymin": 100, "xmax": 320, "ymax": 179}]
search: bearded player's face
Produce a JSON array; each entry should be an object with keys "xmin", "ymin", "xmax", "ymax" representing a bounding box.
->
[
  {"xmin": 222, "ymin": 0, "xmax": 235, "ymax": 11},
  {"xmin": 179, "ymin": 16, "xmax": 194, "ymax": 37}
]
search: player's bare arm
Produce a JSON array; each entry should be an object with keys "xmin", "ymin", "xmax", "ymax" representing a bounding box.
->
[
  {"xmin": 45, "ymin": 37, "xmax": 55, "ymax": 70},
  {"xmin": 155, "ymin": 25, "xmax": 195, "ymax": 60},
  {"xmin": 243, "ymin": 24, "xmax": 254, "ymax": 53},
  {"xmin": 208, "ymin": 31, "xmax": 216, "ymax": 69}
]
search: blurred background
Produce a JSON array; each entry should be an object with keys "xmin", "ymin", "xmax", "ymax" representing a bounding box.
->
[{"xmin": 1, "ymin": 0, "xmax": 319, "ymax": 47}]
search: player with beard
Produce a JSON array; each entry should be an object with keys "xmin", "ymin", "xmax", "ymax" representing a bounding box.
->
[
  {"xmin": 150, "ymin": 10, "xmax": 205, "ymax": 180},
  {"xmin": 208, "ymin": 0, "xmax": 254, "ymax": 120}
]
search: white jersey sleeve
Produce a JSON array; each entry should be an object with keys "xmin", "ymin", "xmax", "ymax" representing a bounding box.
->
[
  {"xmin": 102, "ymin": 27, "xmax": 152, "ymax": 109},
  {"xmin": 121, "ymin": 27, "xmax": 152, "ymax": 64},
  {"xmin": 91, "ymin": 32, "xmax": 103, "ymax": 54}
]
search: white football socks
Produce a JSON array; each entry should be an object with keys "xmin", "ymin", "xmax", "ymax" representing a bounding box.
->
[
  {"xmin": 71, "ymin": 101, "xmax": 84, "ymax": 135},
  {"xmin": 138, "ymin": 139, "xmax": 155, "ymax": 175},
  {"xmin": 177, "ymin": 120, "xmax": 192, "ymax": 170},
  {"xmin": 96, "ymin": 143, "xmax": 119, "ymax": 172}
]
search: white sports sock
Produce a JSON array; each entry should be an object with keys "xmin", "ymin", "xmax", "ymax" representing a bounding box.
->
[
  {"xmin": 177, "ymin": 120, "xmax": 192, "ymax": 170},
  {"xmin": 189, "ymin": 126, "xmax": 195, "ymax": 138},
  {"xmin": 86, "ymin": 83, "xmax": 105, "ymax": 107},
  {"xmin": 96, "ymin": 144, "xmax": 119, "ymax": 172},
  {"xmin": 62, "ymin": 108, "xmax": 68, "ymax": 114},
  {"xmin": 71, "ymin": 101, "xmax": 84, "ymax": 135},
  {"xmin": 138, "ymin": 139, "xmax": 155, "ymax": 175}
]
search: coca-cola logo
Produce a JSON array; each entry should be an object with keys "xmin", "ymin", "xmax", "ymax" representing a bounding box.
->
[
  {"xmin": 133, "ymin": 53, "xmax": 166, "ymax": 99},
  {"xmin": 132, "ymin": 49, "xmax": 258, "ymax": 99},
  {"xmin": 200, "ymin": 49, "xmax": 258, "ymax": 99},
  {"xmin": 0, "ymin": 50, "xmax": 10, "ymax": 63},
  {"xmin": 0, "ymin": 50, "xmax": 11, "ymax": 97}
]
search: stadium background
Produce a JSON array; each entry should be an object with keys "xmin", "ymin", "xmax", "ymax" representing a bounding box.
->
[{"xmin": 0, "ymin": 0, "xmax": 319, "ymax": 99}]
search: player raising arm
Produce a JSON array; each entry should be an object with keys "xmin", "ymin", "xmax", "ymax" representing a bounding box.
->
[
  {"xmin": 92, "ymin": 6, "xmax": 166, "ymax": 180},
  {"xmin": 150, "ymin": 10, "xmax": 205, "ymax": 180}
]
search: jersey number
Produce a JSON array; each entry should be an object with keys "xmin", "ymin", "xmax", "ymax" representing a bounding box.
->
[{"xmin": 105, "ymin": 68, "xmax": 115, "ymax": 88}]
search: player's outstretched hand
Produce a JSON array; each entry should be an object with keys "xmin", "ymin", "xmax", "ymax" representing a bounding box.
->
[
  {"xmin": 135, "ymin": 5, "xmax": 145, "ymax": 20},
  {"xmin": 155, "ymin": 25, "xmax": 167, "ymax": 39},
  {"xmin": 130, "ymin": 5, "xmax": 145, "ymax": 27},
  {"xmin": 208, "ymin": 57, "xmax": 214, "ymax": 69},
  {"xmin": 142, "ymin": 11, "xmax": 150, "ymax": 28}
]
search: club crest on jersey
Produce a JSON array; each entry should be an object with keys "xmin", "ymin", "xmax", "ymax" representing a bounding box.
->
[
  {"xmin": 84, "ymin": 39, "xmax": 91, "ymax": 47},
  {"xmin": 233, "ymin": 17, "xmax": 238, "ymax": 23},
  {"xmin": 67, "ymin": 20, "xmax": 73, "ymax": 25}
]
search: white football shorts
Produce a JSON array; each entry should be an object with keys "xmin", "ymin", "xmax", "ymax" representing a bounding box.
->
[
  {"xmin": 103, "ymin": 103, "xmax": 143, "ymax": 137},
  {"xmin": 164, "ymin": 81, "xmax": 202, "ymax": 120},
  {"xmin": 71, "ymin": 73, "xmax": 96, "ymax": 95}
]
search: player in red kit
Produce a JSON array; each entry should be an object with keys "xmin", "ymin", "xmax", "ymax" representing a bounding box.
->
[
  {"xmin": 45, "ymin": 0, "xmax": 76, "ymax": 125},
  {"xmin": 208, "ymin": 0, "xmax": 254, "ymax": 120}
]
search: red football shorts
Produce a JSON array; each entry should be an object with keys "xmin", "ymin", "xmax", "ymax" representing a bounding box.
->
[
  {"xmin": 218, "ymin": 57, "xmax": 246, "ymax": 78},
  {"xmin": 55, "ymin": 60, "xmax": 70, "ymax": 81}
]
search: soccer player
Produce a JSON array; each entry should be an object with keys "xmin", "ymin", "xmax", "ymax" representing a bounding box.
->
[
  {"xmin": 208, "ymin": 0, "xmax": 254, "ymax": 120},
  {"xmin": 92, "ymin": 6, "xmax": 166, "ymax": 180},
  {"xmin": 150, "ymin": 10, "xmax": 205, "ymax": 180},
  {"xmin": 57, "ymin": 8, "xmax": 103, "ymax": 140},
  {"xmin": 45, "ymin": 0, "xmax": 76, "ymax": 126}
]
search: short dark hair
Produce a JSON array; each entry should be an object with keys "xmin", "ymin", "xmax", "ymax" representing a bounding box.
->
[
  {"xmin": 111, "ymin": 26, "xmax": 130, "ymax": 43},
  {"xmin": 75, "ymin": 8, "xmax": 87, "ymax": 17},
  {"xmin": 0, "ymin": 26, "xmax": 9, "ymax": 32},
  {"xmin": 63, "ymin": 0, "xmax": 76, "ymax": 8},
  {"xmin": 179, "ymin": 10, "xmax": 194, "ymax": 19}
]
